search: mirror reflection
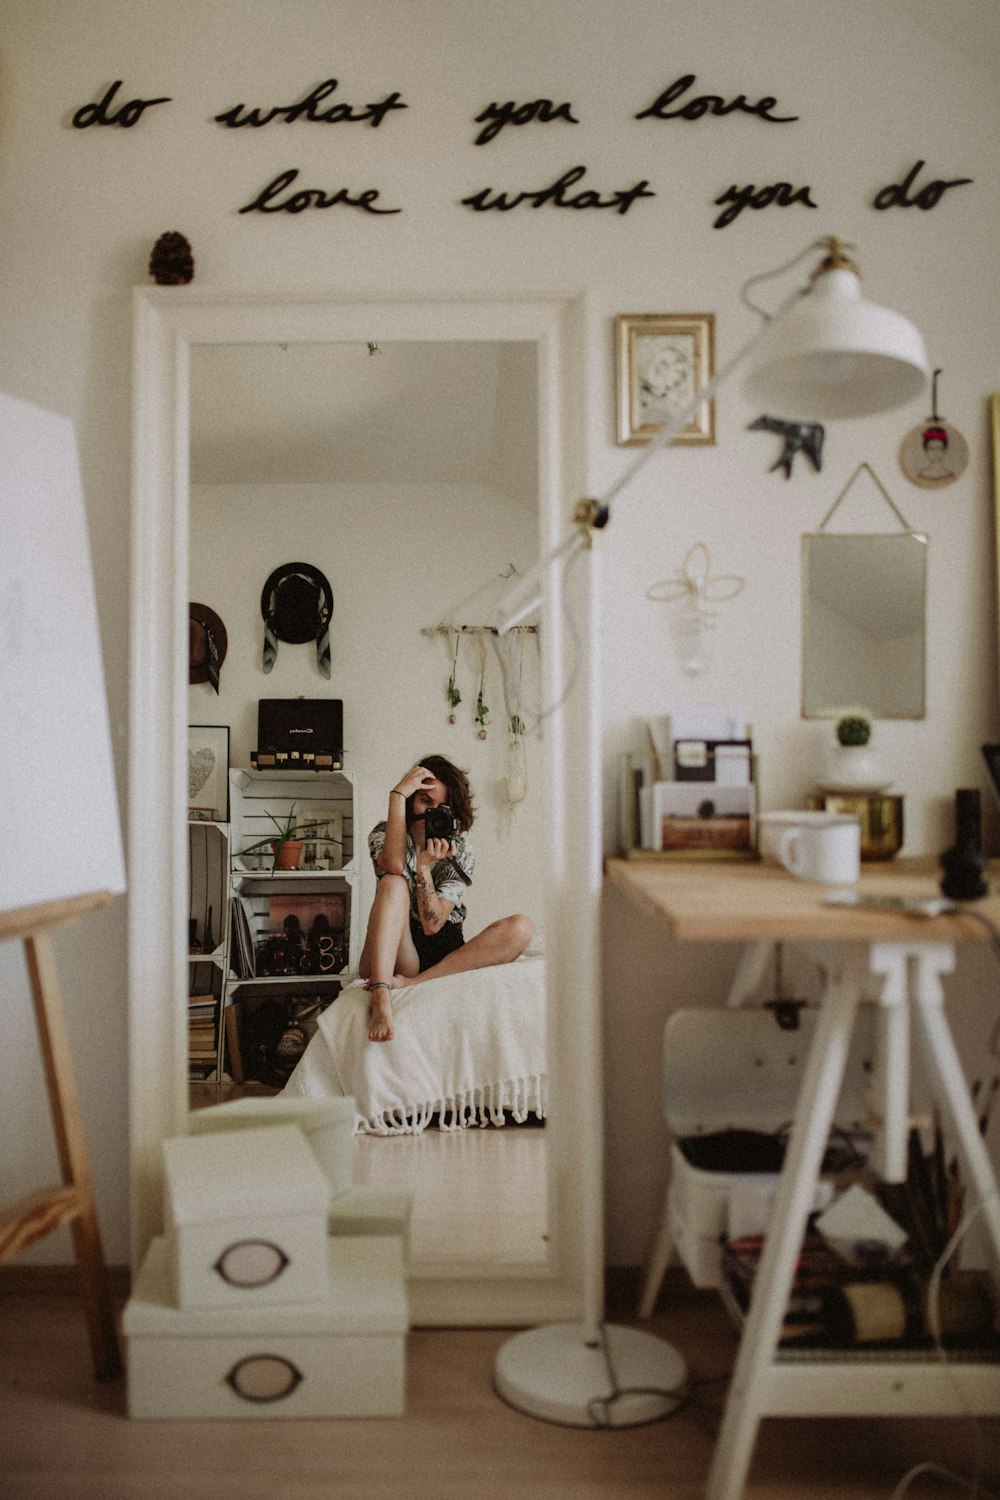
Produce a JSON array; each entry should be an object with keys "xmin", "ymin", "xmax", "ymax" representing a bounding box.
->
[
  {"xmin": 186, "ymin": 340, "xmax": 547, "ymax": 1270},
  {"xmin": 802, "ymin": 531, "xmax": 927, "ymax": 719}
]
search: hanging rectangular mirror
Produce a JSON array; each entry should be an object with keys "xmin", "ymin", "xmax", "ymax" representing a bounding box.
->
[{"xmin": 802, "ymin": 464, "xmax": 927, "ymax": 719}]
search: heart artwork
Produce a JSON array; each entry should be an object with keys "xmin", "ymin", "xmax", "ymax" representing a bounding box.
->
[{"xmin": 188, "ymin": 746, "xmax": 216, "ymax": 800}]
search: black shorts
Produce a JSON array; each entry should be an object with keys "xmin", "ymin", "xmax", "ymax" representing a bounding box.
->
[{"xmin": 410, "ymin": 918, "xmax": 465, "ymax": 973}]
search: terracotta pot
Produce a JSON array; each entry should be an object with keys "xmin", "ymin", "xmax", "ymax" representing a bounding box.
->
[{"xmin": 272, "ymin": 839, "xmax": 304, "ymax": 871}]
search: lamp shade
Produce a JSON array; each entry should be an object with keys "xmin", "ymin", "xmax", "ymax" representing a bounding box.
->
[{"xmin": 743, "ymin": 266, "xmax": 930, "ymax": 419}]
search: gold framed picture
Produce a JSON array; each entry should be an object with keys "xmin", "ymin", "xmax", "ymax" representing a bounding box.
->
[{"xmin": 615, "ymin": 312, "xmax": 715, "ymax": 446}]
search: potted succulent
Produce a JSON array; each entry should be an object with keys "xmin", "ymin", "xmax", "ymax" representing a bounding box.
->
[
  {"xmin": 235, "ymin": 806, "xmax": 323, "ymax": 872},
  {"xmin": 819, "ymin": 710, "xmax": 891, "ymax": 793}
]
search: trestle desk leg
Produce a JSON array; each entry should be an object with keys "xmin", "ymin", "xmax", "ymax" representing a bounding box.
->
[
  {"xmin": 706, "ymin": 960, "xmax": 861, "ymax": 1500},
  {"xmin": 908, "ymin": 943, "xmax": 1000, "ymax": 1272}
]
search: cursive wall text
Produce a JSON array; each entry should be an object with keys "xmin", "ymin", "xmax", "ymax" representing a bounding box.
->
[
  {"xmin": 461, "ymin": 164, "xmax": 654, "ymax": 214},
  {"xmin": 216, "ymin": 78, "xmax": 407, "ymax": 128},
  {"xmin": 473, "ymin": 98, "xmax": 579, "ymax": 144},
  {"xmin": 636, "ymin": 73, "xmax": 797, "ymax": 124},
  {"xmin": 239, "ymin": 169, "xmax": 403, "ymax": 214},
  {"xmin": 72, "ymin": 80, "xmax": 172, "ymax": 128},
  {"xmin": 712, "ymin": 180, "xmax": 817, "ymax": 228}
]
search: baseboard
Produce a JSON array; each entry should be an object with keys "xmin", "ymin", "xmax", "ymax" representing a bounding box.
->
[
  {"xmin": 0, "ymin": 1262, "xmax": 131, "ymax": 1298},
  {"xmin": 605, "ymin": 1263, "xmax": 709, "ymax": 1318}
]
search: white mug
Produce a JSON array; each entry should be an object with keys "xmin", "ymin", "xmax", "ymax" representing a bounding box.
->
[{"xmin": 776, "ymin": 816, "xmax": 860, "ymax": 885}]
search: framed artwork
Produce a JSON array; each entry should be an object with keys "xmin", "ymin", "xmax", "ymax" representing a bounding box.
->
[
  {"xmin": 188, "ymin": 724, "xmax": 230, "ymax": 822},
  {"xmin": 615, "ymin": 312, "xmax": 715, "ymax": 446}
]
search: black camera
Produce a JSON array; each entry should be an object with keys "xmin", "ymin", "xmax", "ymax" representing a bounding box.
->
[
  {"xmin": 420, "ymin": 804, "xmax": 471, "ymax": 885},
  {"xmin": 423, "ymin": 804, "xmax": 459, "ymax": 841}
]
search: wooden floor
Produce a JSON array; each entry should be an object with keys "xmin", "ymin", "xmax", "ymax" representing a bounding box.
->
[
  {"xmin": 353, "ymin": 1125, "xmax": 547, "ymax": 1264},
  {"xmin": 1, "ymin": 1275, "xmax": 997, "ymax": 1500}
]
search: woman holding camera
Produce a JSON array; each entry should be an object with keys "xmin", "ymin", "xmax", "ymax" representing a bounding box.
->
[{"xmin": 359, "ymin": 754, "xmax": 533, "ymax": 1042}]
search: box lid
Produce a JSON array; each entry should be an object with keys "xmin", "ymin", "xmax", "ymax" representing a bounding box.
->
[
  {"xmin": 189, "ymin": 1095, "xmax": 356, "ymax": 1137},
  {"xmin": 163, "ymin": 1124, "xmax": 328, "ymax": 1225},
  {"xmin": 124, "ymin": 1235, "xmax": 408, "ymax": 1336}
]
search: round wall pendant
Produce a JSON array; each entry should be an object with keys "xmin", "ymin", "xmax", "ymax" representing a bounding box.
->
[
  {"xmin": 899, "ymin": 369, "xmax": 969, "ymax": 488},
  {"xmin": 899, "ymin": 419, "xmax": 968, "ymax": 488}
]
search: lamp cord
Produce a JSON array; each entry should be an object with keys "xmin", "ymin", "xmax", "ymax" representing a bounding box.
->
[
  {"xmin": 584, "ymin": 1322, "xmax": 689, "ymax": 1428},
  {"xmin": 739, "ymin": 236, "xmax": 831, "ymax": 319}
]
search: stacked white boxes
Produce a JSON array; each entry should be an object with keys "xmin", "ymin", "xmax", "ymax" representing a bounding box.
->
[{"xmin": 124, "ymin": 1110, "xmax": 411, "ymax": 1420}]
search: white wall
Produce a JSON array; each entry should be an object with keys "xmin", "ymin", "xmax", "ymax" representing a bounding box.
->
[{"xmin": 2, "ymin": 0, "xmax": 998, "ymax": 1267}]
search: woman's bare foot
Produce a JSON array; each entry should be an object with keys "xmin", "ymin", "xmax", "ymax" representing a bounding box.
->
[{"xmin": 367, "ymin": 982, "xmax": 394, "ymax": 1042}]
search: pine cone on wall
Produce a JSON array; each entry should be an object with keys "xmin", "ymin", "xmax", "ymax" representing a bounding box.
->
[{"xmin": 149, "ymin": 231, "xmax": 195, "ymax": 285}]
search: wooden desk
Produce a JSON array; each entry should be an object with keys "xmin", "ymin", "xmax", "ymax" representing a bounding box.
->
[
  {"xmin": 606, "ymin": 854, "xmax": 1000, "ymax": 943},
  {"xmin": 606, "ymin": 857, "xmax": 1000, "ymax": 1500}
]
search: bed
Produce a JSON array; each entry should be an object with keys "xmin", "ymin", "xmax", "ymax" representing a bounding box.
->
[{"xmin": 281, "ymin": 956, "xmax": 547, "ymax": 1135}]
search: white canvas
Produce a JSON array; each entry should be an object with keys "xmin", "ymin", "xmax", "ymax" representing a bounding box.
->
[{"xmin": 0, "ymin": 392, "xmax": 126, "ymax": 914}]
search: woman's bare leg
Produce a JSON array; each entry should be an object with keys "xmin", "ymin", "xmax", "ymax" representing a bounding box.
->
[
  {"xmin": 358, "ymin": 875, "xmax": 419, "ymax": 1040},
  {"xmin": 392, "ymin": 913, "xmax": 533, "ymax": 990}
]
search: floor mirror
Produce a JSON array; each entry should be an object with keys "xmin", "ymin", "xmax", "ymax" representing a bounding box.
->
[{"xmin": 128, "ymin": 287, "xmax": 595, "ymax": 1325}]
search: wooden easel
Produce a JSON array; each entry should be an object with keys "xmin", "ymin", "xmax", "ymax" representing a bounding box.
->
[{"xmin": 0, "ymin": 892, "xmax": 123, "ymax": 1381}]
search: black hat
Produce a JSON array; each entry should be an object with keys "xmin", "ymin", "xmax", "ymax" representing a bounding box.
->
[
  {"xmin": 189, "ymin": 603, "xmax": 228, "ymax": 693},
  {"xmin": 261, "ymin": 563, "xmax": 333, "ymax": 678}
]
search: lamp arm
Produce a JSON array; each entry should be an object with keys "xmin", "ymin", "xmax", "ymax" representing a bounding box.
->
[{"xmin": 495, "ymin": 278, "xmax": 807, "ymax": 636}]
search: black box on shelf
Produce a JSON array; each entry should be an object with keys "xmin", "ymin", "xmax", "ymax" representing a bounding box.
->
[{"xmin": 252, "ymin": 698, "xmax": 343, "ymax": 769}]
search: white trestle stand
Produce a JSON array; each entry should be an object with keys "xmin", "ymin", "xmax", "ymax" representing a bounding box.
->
[{"xmin": 706, "ymin": 941, "xmax": 1000, "ymax": 1500}]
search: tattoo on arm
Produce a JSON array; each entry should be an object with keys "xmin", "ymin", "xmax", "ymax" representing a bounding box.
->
[{"xmin": 416, "ymin": 872, "xmax": 445, "ymax": 931}]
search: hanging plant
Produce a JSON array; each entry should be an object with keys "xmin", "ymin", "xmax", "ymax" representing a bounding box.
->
[
  {"xmin": 474, "ymin": 636, "xmax": 490, "ymax": 738},
  {"xmin": 446, "ymin": 631, "xmax": 462, "ymax": 724},
  {"xmin": 475, "ymin": 683, "xmax": 490, "ymax": 738}
]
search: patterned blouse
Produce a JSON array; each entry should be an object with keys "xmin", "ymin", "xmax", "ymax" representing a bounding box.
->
[{"xmin": 368, "ymin": 821, "xmax": 475, "ymax": 926}]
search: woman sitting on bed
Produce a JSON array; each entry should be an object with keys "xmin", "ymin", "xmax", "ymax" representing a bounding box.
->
[{"xmin": 359, "ymin": 755, "xmax": 533, "ymax": 1043}]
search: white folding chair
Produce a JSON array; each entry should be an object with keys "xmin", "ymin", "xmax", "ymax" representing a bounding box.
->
[{"xmin": 638, "ymin": 1004, "xmax": 874, "ymax": 1319}]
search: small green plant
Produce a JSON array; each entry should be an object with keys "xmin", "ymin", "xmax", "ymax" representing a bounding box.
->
[
  {"xmin": 235, "ymin": 804, "xmax": 323, "ymax": 867},
  {"xmin": 836, "ymin": 713, "xmax": 872, "ymax": 747}
]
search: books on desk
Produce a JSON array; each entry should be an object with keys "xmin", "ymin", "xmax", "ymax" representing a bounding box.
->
[{"xmin": 623, "ymin": 706, "xmax": 757, "ymax": 858}]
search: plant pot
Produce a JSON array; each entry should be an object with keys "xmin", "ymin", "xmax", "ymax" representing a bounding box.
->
[
  {"xmin": 272, "ymin": 839, "xmax": 304, "ymax": 871},
  {"xmin": 818, "ymin": 743, "xmax": 892, "ymax": 795}
]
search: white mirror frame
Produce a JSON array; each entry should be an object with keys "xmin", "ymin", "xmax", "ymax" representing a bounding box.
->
[{"xmin": 128, "ymin": 285, "xmax": 601, "ymax": 1325}]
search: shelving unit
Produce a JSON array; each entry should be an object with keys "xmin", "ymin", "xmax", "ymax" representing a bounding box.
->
[
  {"xmin": 186, "ymin": 819, "xmax": 231, "ymax": 1084},
  {"xmin": 224, "ymin": 768, "xmax": 360, "ymax": 1086}
]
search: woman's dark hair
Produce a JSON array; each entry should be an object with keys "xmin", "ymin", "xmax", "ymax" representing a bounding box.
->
[{"xmin": 410, "ymin": 753, "xmax": 476, "ymax": 832}]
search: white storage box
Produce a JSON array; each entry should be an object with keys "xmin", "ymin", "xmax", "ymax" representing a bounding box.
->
[
  {"xmin": 328, "ymin": 1186, "xmax": 412, "ymax": 1253},
  {"xmin": 163, "ymin": 1124, "xmax": 328, "ymax": 1309},
  {"xmin": 188, "ymin": 1094, "xmax": 357, "ymax": 1201},
  {"xmin": 660, "ymin": 1006, "xmax": 873, "ymax": 1291},
  {"xmin": 124, "ymin": 1235, "xmax": 408, "ymax": 1419}
]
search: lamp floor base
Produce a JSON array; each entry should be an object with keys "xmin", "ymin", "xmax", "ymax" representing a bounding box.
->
[{"xmin": 493, "ymin": 1322, "xmax": 687, "ymax": 1428}]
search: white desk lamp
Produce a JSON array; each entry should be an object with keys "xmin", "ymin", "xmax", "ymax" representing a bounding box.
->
[{"xmin": 493, "ymin": 236, "xmax": 930, "ymax": 1428}]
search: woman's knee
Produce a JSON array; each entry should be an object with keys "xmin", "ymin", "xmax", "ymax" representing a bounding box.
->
[{"xmin": 502, "ymin": 913, "xmax": 534, "ymax": 957}]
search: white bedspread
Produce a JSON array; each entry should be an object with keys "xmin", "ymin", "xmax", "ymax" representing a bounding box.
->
[{"xmin": 281, "ymin": 957, "xmax": 547, "ymax": 1135}]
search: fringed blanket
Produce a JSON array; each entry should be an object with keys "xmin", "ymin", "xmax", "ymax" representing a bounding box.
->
[{"xmin": 281, "ymin": 957, "xmax": 547, "ymax": 1135}]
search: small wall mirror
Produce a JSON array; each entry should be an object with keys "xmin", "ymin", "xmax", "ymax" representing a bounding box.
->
[{"xmin": 802, "ymin": 530, "xmax": 928, "ymax": 719}]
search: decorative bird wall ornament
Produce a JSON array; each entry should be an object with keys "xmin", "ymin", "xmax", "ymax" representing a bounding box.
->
[{"xmin": 748, "ymin": 414, "xmax": 825, "ymax": 479}]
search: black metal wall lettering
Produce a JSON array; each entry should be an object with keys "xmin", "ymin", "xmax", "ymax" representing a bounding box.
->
[
  {"xmin": 636, "ymin": 73, "xmax": 797, "ymax": 123},
  {"xmin": 461, "ymin": 164, "xmax": 654, "ymax": 215},
  {"xmin": 873, "ymin": 160, "xmax": 973, "ymax": 211},
  {"xmin": 216, "ymin": 78, "xmax": 407, "ymax": 128},
  {"xmin": 712, "ymin": 180, "xmax": 817, "ymax": 228},
  {"xmin": 72, "ymin": 80, "xmax": 172, "ymax": 128},
  {"xmin": 238, "ymin": 169, "xmax": 403, "ymax": 215},
  {"xmin": 472, "ymin": 98, "xmax": 579, "ymax": 145}
]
